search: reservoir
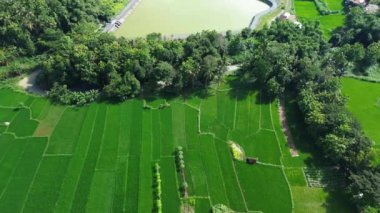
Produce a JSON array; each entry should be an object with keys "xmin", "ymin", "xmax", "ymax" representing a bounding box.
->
[{"xmin": 114, "ymin": 0, "xmax": 270, "ymax": 38}]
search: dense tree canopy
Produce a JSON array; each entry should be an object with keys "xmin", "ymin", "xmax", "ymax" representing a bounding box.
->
[
  {"xmin": 238, "ymin": 20, "xmax": 379, "ymax": 210},
  {"xmin": 0, "ymin": 0, "xmax": 112, "ymax": 56},
  {"xmin": 38, "ymin": 28, "xmax": 227, "ymax": 101},
  {"xmin": 331, "ymin": 7, "xmax": 380, "ymax": 47}
]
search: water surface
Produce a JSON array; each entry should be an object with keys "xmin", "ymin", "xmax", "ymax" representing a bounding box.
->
[{"xmin": 114, "ymin": 0, "xmax": 269, "ymax": 38}]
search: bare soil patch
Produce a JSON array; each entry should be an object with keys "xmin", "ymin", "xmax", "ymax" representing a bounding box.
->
[
  {"xmin": 18, "ymin": 70, "xmax": 46, "ymax": 96},
  {"xmin": 279, "ymin": 100, "xmax": 299, "ymax": 157}
]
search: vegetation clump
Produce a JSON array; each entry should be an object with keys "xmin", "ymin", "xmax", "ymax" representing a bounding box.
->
[
  {"xmin": 175, "ymin": 146, "xmax": 188, "ymax": 198},
  {"xmin": 47, "ymin": 84, "xmax": 99, "ymax": 106},
  {"xmin": 228, "ymin": 141, "xmax": 245, "ymax": 161},
  {"xmin": 313, "ymin": 0, "xmax": 340, "ymax": 15},
  {"xmin": 153, "ymin": 163, "xmax": 163, "ymax": 213}
]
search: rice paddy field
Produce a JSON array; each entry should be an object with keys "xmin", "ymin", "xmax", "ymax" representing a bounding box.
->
[
  {"xmin": 0, "ymin": 79, "xmax": 353, "ymax": 212},
  {"xmin": 341, "ymin": 78, "xmax": 380, "ymax": 164},
  {"xmin": 294, "ymin": 0, "xmax": 345, "ymax": 37}
]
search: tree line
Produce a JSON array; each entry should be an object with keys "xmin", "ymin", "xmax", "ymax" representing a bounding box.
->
[
  {"xmin": 41, "ymin": 30, "xmax": 227, "ymax": 102},
  {"xmin": 239, "ymin": 9, "xmax": 380, "ymax": 211}
]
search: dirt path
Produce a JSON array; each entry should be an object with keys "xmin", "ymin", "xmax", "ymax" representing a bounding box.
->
[
  {"xmin": 103, "ymin": 0, "xmax": 142, "ymax": 33},
  {"xmin": 18, "ymin": 70, "xmax": 46, "ymax": 96},
  {"xmin": 249, "ymin": 0, "xmax": 278, "ymax": 29},
  {"xmin": 279, "ymin": 100, "xmax": 299, "ymax": 157}
]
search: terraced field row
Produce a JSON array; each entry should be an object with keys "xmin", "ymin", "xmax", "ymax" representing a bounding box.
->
[{"xmin": 0, "ymin": 85, "xmax": 354, "ymax": 212}]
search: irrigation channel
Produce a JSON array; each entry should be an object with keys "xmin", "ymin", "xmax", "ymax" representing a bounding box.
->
[{"xmin": 105, "ymin": 0, "xmax": 279, "ymax": 38}]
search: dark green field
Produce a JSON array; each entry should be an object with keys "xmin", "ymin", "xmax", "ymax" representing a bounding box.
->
[{"xmin": 0, "ymin": 80, "xmax": 353, "ymax": 212}]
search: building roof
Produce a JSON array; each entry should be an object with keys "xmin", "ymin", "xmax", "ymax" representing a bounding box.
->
[{"xmin": 365, "ymin": 4, "xmax": 379, "ymax": 13}]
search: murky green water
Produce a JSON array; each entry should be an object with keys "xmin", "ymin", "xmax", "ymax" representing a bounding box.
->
[{"xmin": 114, "ymin": 0, "xmax": 269, "ymax": 38}]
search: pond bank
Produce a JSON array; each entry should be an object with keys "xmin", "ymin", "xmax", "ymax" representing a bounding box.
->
[{"xmin": 112, "ymin": 0, "xmax": 272, "ymax": 38}]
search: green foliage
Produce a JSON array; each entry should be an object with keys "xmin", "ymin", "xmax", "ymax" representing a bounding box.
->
[
  {"xmin": 0, "ymin": 0, "xmax": 113, "ymax": 56},
  {"xmin": 153, "ymin": 163, "xmax": 163, "ymax": 213},
  {"xmin": 331, "ymin": 7, "xmax": 380, "ymax": 47},
  {"xmin": 38, "ymin": 30, "xmax": 226, "ymax": 101},
  {"xmin": 313, "ymin": 0, "xmax": 340, "ymax": 15},
  {"xmin": 348, "ymin": 169, "xmax": 380, "ymax": 209},
  {"xmin": 47, "ymin": 83, "xmax": 99, "ymax": 105},
  {"xmin": 228, "ymin": 141, "xmax": 245, "ymax": 161},
  {"xmin": 239, "ymin": 18, "xmax": 377, "ymax": 210}
]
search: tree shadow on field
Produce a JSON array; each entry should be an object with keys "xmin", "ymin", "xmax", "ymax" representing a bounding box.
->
[
  {"xmin": 226, "ymin": 75, "xmax": 275, "ymax": 105},
  {"xmin": 324, "ymin": 189, "xmax": 356, "ymax": 213},
  {"xmin": 283, "ymin": 95, "xmax": 328, "ymax": 167}
]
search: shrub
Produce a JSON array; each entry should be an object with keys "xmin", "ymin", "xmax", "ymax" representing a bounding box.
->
[
  {"xmin": 47, "ymin": 83, "xmax": 99, "ymax": 106},
  {"xmin": 153, "ymin": 163, "xmax": 163, "ymax": 212},
  {"xmin": 228, "ymin": 141, "xmax": 245, "ymax": 161},
  {"xmin": 313, "ymin": 0, "xmax": 340, "ymax": 15}
]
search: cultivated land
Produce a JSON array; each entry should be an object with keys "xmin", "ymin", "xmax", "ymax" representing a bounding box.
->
[
  {"xmin": 0, "ymin": 79, "xmax": 353, "ymax": 212},
  {"xmin": 341, "ymin": 78, "xmax": 380, "ymax": 163},
  {"xmin": 294, "ymin": 0, "xmax": 344, "ymax": 37}
]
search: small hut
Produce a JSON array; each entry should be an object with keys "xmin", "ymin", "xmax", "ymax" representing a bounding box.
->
[{"xmin": 246, "ymin": 157, "xmax": 257, "ymax": 165}]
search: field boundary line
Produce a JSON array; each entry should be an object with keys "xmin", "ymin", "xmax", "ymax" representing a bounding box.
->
[
  {"xmin": 256, "ymin": 161, "xmax": 283, "ymax": 168},
  {"xmin": 233, "ymin": 98, "xmax": 237, "ymax": 129},
  {"xmin": 269, "ymin": 100, "xmax": 295, "ymax": 211},
  {"xmin": 259, "ymin": 93, "xmax": 262, "ymax": 129},
  {"xmin": 210, "ymin": 138, "xmax": 232, "ymax": 207},
  {"xmin": 230, "ymin": 156, "xmax": 250, "ymax": 212},
  {"xmin": 182, "ymin": 104, "xmax": 189, "ymax": 150},
  {"xmin": 0, "ymin": 141, "xmax": 29, "ymax": 200},
  {"xmin": 189, "ymin": 196, "xmax": 210, "ymax": 199},
  {"xmin": 33, "ymin": 99, "xmax": 49, "ymax": 120},
  {"xmin": 3, "ymin": 107, "xmax": 22, "ymax": 133},
  {"xmin": 183, "ymin": 102, "xmax": 200, "ymax": 111},
  {"xmin": 43, "ymin": 153, "xmax": 73, "ymax": 157},
  {"xmin": 197, "ymin": 100, "xmax": 226, "ymax": 142},
  {"xmin": 65, "ymin": 105, "xmax": 99, "ymax": 211},
  {"xmin": 83, "ymin": 106, "xmax": 109, "ymax": 211},
  {"xmin": 41, "ymin": 106, "xmax": 67, "ymax": 140},
  {"xmin": 190, "ymin": 145, "xmax": 213, "ymax": 207},
  {"xmin": 19, "ymin": 108, "xmax": 69, "ymax": 212},
  {"xmin": 0, "ymin": 133, "xmax": 17, "ymax": 163},
  {"xmin": 94, "ymin": 106, "xmax": 109, "ymax": 169}
]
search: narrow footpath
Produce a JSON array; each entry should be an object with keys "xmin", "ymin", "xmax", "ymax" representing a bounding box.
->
[
  {"xmin": 279, "ymin": 100, "xmax": 299, "ymax": 157},
  {"xmin": 103, "ymin": 0, "xmax": 141, "ymax": 33}
]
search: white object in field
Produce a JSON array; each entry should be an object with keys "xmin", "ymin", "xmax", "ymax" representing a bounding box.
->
[
  {"xmin": 157, "ymin": 81, "xmax": 167, "ymax": 87},
  {"xmin": 4, "ymin": 122, "xmax": 10, "ymax": 126}
]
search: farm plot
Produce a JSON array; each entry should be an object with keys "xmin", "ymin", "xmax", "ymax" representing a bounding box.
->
[
  {"xmin": 294, "ymin": 0, "xmax": 344, "ymax": 37},
  {"xmin": 0, "ymin": 83, "xmax": 351, "ymax": 212},
  {"xmin": 341, "ymin": 78, "xmax": 380, "ymax": 164}
]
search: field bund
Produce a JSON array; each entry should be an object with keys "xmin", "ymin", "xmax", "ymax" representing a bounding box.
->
[{"xmin": 113, "ymin": 0, "xmax": 270, "ymax": 38}]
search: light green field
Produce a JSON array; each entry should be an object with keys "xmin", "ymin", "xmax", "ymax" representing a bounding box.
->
[
  {"xmin": 103, "ymin": 0, "xmax": 130, "ymax": 14},
  {"xmin": 341, "ymin": 78, "xmax": 380, "ymax": 164},
  {"xmin": 0, "ymin": 79, "xmax": 353, "ymax": 212},
  {"xmin": 114, "ymin": 0, "xmax": 269, "ymax": 38},
  {"xmin": 294, "ymin": 0, "xmax": 344, "ymax": 37}
]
